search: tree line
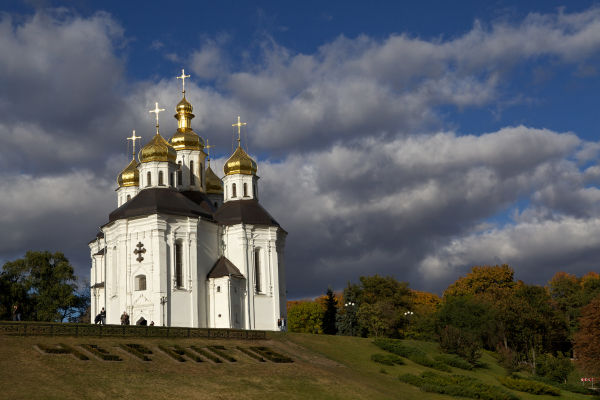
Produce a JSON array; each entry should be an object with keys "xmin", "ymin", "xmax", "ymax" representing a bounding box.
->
[
  {"xmin": 0, "ymin": 251, "xmax": 89, "ymax": 322},
  {"xmin": 287, "ymin": 265, "xmax": 600, "ymax": 378}
]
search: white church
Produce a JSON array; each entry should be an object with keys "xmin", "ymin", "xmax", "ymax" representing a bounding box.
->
[{"xmin": 89, "ymin": 71, "xmax": 287, "ymax": 331}]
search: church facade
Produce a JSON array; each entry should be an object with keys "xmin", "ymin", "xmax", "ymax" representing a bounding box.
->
[{"xmin": 89, "ymin": 72, "xmax": 287, "ymax": 330}]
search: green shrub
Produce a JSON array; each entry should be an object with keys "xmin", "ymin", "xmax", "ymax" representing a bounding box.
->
[
  {"xmin": 236, "ymin": 346, "xmax": 266, "ymax": 362},
  {"xmin": 398, "ymin": 371, "xmax": 519, "ymax": 400},
  {"xmin": 519, "ymin": 376, "xmax": 595, "ymax": 395},
  {"xmin": 498, "ymin": 376, "xmax": 560, "ymax": 396},
  {"xmin": 250, "ymin": 346, "xmax": 293, "ymax": 363},
  {"xmin": 207, "ymin": 345, "xmax": 236, "ymax": 362},
  {"xmin": 371, "ymin": 353, "xmax": 404, "ymax": 366},
  {"xmin": 535, "ymin": 353, "xmax": 573, "ymax": 384},
  {"xmin": 190, "ymin": 346, "xmax": 222, "ymax": 363},
  {"xmin": 434, "ymin": 354, "xmax": 473, "ymax": 370},
  {"xmin": 373, "ymin": 338, "xmax": 450, "ymax": 372},
  {"xmin": 119, "ymin": 343, "xmax": 152, "ymax": 361},
  {"xmin": 158, "ymin": 344, "xmax": 186, "ymax": 362},
  {"xmin": 81, "ymin": 344, "xmax": 121, "ymax": 361}
]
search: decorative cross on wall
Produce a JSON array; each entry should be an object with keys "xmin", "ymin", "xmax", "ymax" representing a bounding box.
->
[{"xmin": 134, "ymin": 242, "xmax": 146, "ymax": 263}]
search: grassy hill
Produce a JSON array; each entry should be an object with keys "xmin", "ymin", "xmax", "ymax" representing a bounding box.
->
[{"xmin": 0, "ymin": 331, "xmax": 596, "ymax": 399}]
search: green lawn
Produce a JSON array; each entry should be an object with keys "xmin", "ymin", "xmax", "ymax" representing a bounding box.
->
[{"xmin": 0, "ymin": 332, "xmax": 596, "ymax": 400}]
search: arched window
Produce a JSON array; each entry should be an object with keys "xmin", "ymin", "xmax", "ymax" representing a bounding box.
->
[
  {"xmin": 135, "ymin": 275, "xmax": 146, "ymax": 291},
  {"xmin": 216, "ymin": 286, "xmax": 221, "ymax": 293},
  {"xmin": 169, "ymin": 172, "xmax": 174, "ymax": 187},
  {"xmin": 190, "ymin": 161, "xmax": 195, "ymax": 185},
  {"xmin": 199, "ymin": 163, "xmax": 203, "ymax": 186},
  {"xmin": 146, "ymin": 172, "xmax": 151, "ymax": 187},
  {"xmin": 158, "ymin": 171, "xmax": 164, "ymax": 186},
  {"xmin": 126, "ymin": 194, "xmax": 131, "ymax": 202},
  {"xmin": 254, "ymin": 249, "xmax": 261, "ymax": 293},
  {"xmin": 175, "ymin": 241, "xmax": 183, "ymax": 288},
  {"xmin": 177, "ymin": 162, "xmax": 183, "ymax": 186},
  {"xmin": 243, "ymin": 182, "xmax": 248, "ymax": 197},
  {"xmin": 232, "ymin": 183, "xmax": 237, "ymax": 198}
]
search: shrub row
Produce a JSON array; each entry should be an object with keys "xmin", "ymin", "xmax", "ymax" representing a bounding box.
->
[
  {"xmin": 172, "ymin": 345, "xmax": 204, "ymax": 362},
  {"xmin": 119, "ymin": 343, "xmax": 152, "ymax": 361},
  {"xmin": 236, "ymin": 346, "xmax": 266, "ymax": 362},
  {"xmin": 158, "ymin": 344, "xmax": 186, "ymax": 362},
  {"xmin": 37, "ymin": 343, "xmax": 89, "ymax": 360},
  {"xmin": 525, "ymin": 376, "xmax": 596, "ymax": 395},
  {"xmin": 398, "ymin": 371, "xmax": 520, "ymax": 400},
  {"xmin": 373, "ymin": 339, "xmax": 450, "ymax": 372},
  {"xmin": 371, "ymin": 353, "xmax": 405, "ymax": 366},
  {"xmin": 250, "ymin": 346, "xmax": 293, "ymax": 363},
  {"xmin": 207, "ymin": 345, "xmax": 237, "ymax": 362},
  {"xmin": 80, "ymin": 344, "xmax": 121, "ymax": 361},
  {"xmin": 190, "ymin": 346, "xmax": 222, "ymax": 363},
  {"xmin": 498, "ymin": 376, "xmax": 560, "ymax": 396},
  {"xmin": 434, "ymin": 354, "xmax": 473, "ymax": 370}
]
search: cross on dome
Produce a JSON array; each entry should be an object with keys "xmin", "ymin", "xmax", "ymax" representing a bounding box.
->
[
  {"xmin": 126, "ymin": 130, "xmax": 141, "ymax": 160},
  {"xmin": 232, "ymin": 115, "xmax": 247, "ymax": 145},
  {"xmin": 149, "ymin": 102, "xmax": 165, "ymax": 134},
  {"xmin": 205, "ymin": 139, "xmax": 215, "ymax": 159},
  {"xmin": 177, "ymin": 69, "xmax": 190, "ymax": 94}
]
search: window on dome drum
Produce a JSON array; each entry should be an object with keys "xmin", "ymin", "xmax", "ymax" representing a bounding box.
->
[
  {"xmin": 135, "ymin": 275, "xmax": 146, "ymax": 291},
  {"xmin": 177, "ymin": 162, "xmax": 183, "ymax": 186},
  {"xmin": 146, "ymin": 172, "xmax": 151, "ymax": 187},
  {"xmin": 199, "ymin": 163, "xmax": 203, "ymax": 186},
  {"xmin": 126, "ymin": 194, "xmax": 131, "ymax": 202},
  {"xmin": 232, "ymin": 183, "xmax": 237, "ymax": 198},
  {"xmin": 158, "ymin": 171, "xmax": 164, "ymax": 186},
  {"xmin": 243, "ymin": 182, "xmax": 248, "ymax": 197},
  {"xmin": 217, "ymin": 286, "xmax": 220, "ymax": 293},
  {"xmin": 190, "ymin": 161, "xmax": 195, "ymax": 185},
  {"xmin": 254, "ymin": 249, "xmax": 261, "ymax": 293},
  {"xmin": 175, "ymin": 241, "xmax": 183, "ymax": 288}
]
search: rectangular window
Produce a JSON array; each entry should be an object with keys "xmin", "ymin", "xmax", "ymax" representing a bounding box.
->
[
  {"xmin": 175, "ymin": 242, "xmax": 183, "ymax": 288},
  {"xmin": 254, "ymin": 249, "xmax": 261, "ymax": 293}
]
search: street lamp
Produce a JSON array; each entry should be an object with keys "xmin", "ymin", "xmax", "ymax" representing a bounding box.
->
[{"xmin": 160, "ymin": 296, "xmax": 168, "ymax": 327}]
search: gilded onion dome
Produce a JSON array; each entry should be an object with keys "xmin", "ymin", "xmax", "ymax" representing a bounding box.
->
[
  {"xmin": 170, "ymin": 96, "xmax": 205, "ymax": 151},
  {"xmin": 205, "ymin": 162, "xmax": 224, "ymax": 194},
  {"xmin": 224, "ymin": 145, "xmax": 258, "ymax": 176},
  {"xmin": 139, "ymin": 133, "xmax": 177, "ymax": 163},
  {"xmin": 117, "ymin": 158, "xmax": 139, "ymax": 187}
]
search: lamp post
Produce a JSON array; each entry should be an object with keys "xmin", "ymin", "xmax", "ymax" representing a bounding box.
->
[{"xmin": 160, "ymin": 296, "xmax": 168, "ymax": 327}]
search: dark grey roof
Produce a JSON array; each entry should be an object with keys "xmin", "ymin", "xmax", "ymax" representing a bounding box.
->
[
  {"xmin": 88, "ymin": 231, "xmax": 105, "ymax": 245},
  {"xmin": 108, "ymin": 188, "xmax": 214, "ymax": 223},
  {"xmin": 207, "ymin": 256, "xmax": 245, "ymax": 279},
  {"xmin": 93, "ymin": 248, "xmax": 106, "ymax": 256},
  {"xmin": 214, "ymin": 199, "xmax": 282, "ymax": 229},
  {"xmin": 91, "ymin": 282, "xmax": 105, "ymax": 289}
]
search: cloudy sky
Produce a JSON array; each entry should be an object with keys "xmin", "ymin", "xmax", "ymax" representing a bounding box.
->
[{"xmin": 2, "ymin": 0, "xmax": 600, "ymax": 297}]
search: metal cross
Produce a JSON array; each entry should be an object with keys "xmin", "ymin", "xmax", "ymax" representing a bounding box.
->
[
  {"xmin": 177, "ymin": 69, "xmax": 190, "ymax": 94},
  {"xmin": 126, "ymin": 130, "xmax": 141, "ymax": 160},
  {"xmin": 232, "ymin": 115, "xmax": 247, "ymax": 145},
  {"xmin": 149, "ymin": 102, "xmax": 165, "ymax": 134},
  {"xmin": 204, "ymin": 138, "xmax": 215, "ymax": 160},
  {"xmin": 134, "ymin": 242, "xmax": 146, "ymax": 263}
]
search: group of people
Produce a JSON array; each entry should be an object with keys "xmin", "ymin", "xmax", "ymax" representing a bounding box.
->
[
  {"xmin": 94, "ymin": 307, "xmax": 106, "ymax": 324},
  {"xmin": 277, "ymin": 317, "xmax": 287, "ymax": 331}
]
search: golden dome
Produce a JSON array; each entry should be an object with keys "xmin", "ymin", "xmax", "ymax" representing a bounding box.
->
[
  {"xmin": 176, "ymin": 96, "xmax": 193, "ymax": 113},
  {"xmin": 224, "ymin": 145, "xmax": 257, "ymax": 176},
  {"xmin": 139, "ymin": 133, "xmax": 177, "ymax": 163},
  {"xmin": 205, "ymin": 163, "xmax": 223, "ymax": 194},
  {"xmin": 170, "ymin": 128, "xmax": 204, "ymax": 151},
  {"xmin": 117, "ymin": 158, "xmax": 139, "ymax": 187}
]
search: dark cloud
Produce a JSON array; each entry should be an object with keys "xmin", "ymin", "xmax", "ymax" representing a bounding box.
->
[{"xmin": 1, "ymin": 7, "xmax": 600, "ymax": 298}]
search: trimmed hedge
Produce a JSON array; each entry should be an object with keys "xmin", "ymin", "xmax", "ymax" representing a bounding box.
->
[
  {"xmin": 371, "ymin": 353, "xmax": 405, "ymax": 366},
  {"xmin": 191, "ymin": 346, "xmax": 222, "ymax": 363},
  {"xmin": 119, "ymin": 343, "xmax": 152, "ymax": 361},
  {"xmin": 237, "ymin": 346, "xmax": 266, "ymax": 362},
  {"xmin": 373, "ymin": 339, "xmax": 450, "ymax": 372},
  {"xmin": 173, "ymin": 345, "xmax": 204, "ymax": 362},
  {"xmin": 207, "ymin": 345, "xmax": 236, "ymax": 362},
  {"xmin": 38, "ymin": 343, "xmax": 89, "ymax": 360},
  {"xmin": 250, "ymin": 346, "xmax": 293, "ymax": 363},
  {"xmin": 524, "ymin": 376, "xmax": 596, "ymax": 395},
  {"xmin": 434, "ymin": 354, "xmax": 473, "ymax": 370},
  {"xmin": 498, "ymin": 376, "xmax": 560, "ymax": 396},
  {"xmin": 158, "ymin": 344, "xmax": 186, "ymax": 362},
  {"xmin": 398, "ymin": 371, "xmax": 520, "ymax": 400},
  {"xmin": 81, "ymin": 344, "xmax": 121, "ymax": 361}
]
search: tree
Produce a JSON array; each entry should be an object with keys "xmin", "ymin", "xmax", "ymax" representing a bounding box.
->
[
  {"xmin": 0, "ymin": 251, "xmax": 84, "ymax": 322},
  {"xmin": 573, "ymin": 294, "xmax": 600, "ymax": 375},
  {"xmin": 444, "ymin": 265, "xmax": 515, "ymax": 298},
  {"xmin": 322, "ymin": 287, "xmax": 338, "ymax": 335},
  {"xmin": 288, "ymin": 302, "xmax": 325, "ymax": 334},
  {"xmin": 536, "ymin": 353, "xmax": 573, "ymax": 383}
]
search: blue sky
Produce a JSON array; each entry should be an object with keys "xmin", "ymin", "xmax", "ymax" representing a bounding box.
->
[{"xmin": 1, "ymin": 0, "xmax": 600, "ymax": 297}]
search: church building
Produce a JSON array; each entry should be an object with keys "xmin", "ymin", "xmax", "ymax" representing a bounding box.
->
[{"xmin": 89, "ymin": 71, "xmax": 287, "ymax": 330}]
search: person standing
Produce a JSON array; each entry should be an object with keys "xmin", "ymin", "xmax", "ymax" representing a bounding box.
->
[
  {"xmin": 99, "ymin": 307, "xmax": 106, "ymax": 325},
  {"xmin": 120, "ymin": 311, "xmax": 127, "ymax": 325}
]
